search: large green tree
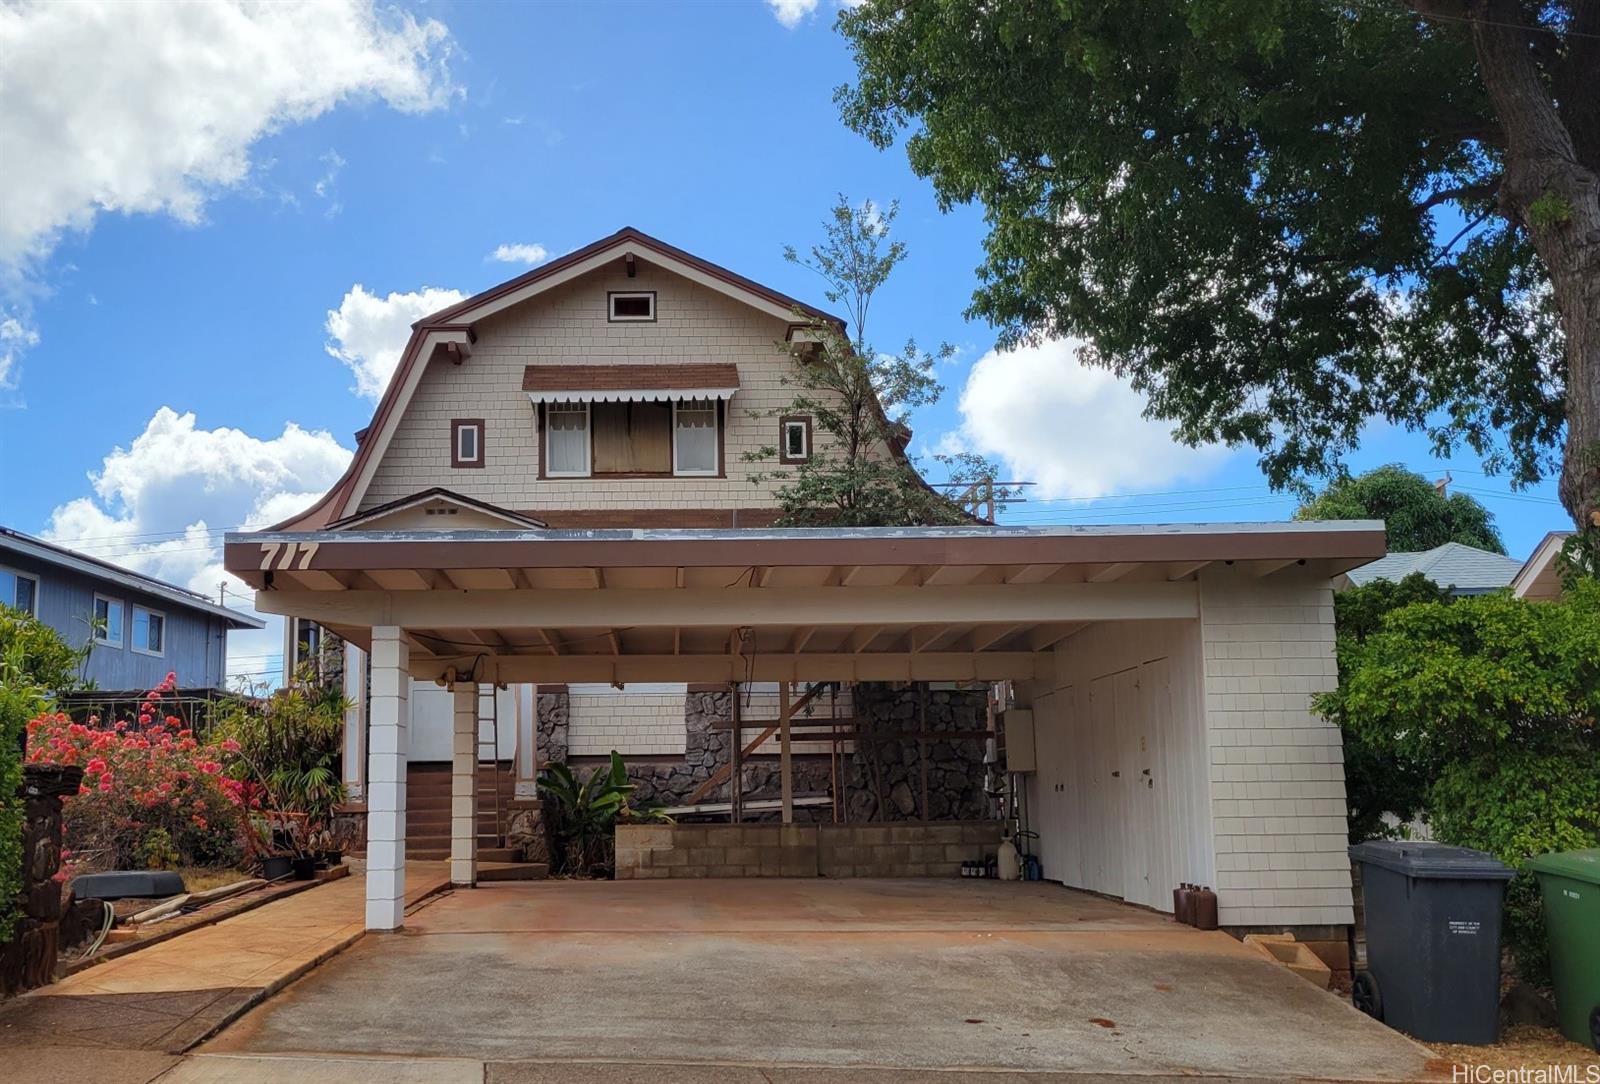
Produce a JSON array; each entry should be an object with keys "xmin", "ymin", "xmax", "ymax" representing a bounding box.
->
[
  {"xmin": 1296, "ymin": 464, "xmax": 1505, "ymax": 552},
  {"xmin": 837, "ymin": 0, "xmax": 1600, "ymax": 545}
]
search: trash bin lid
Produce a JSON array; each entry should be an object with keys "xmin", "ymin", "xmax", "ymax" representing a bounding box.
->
[
  {"xmin": 1525, "ymin": 848, "xmax": 1600, "ymax": 886},
  {"xmin": 1349, "ymin": 840, "xmax": 1515, "ymax": 880}
]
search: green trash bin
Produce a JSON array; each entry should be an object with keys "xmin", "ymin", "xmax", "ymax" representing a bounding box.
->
[{"xmin": 1526, "ymin": 848, "xmax": 1600, "ymax": 1052}]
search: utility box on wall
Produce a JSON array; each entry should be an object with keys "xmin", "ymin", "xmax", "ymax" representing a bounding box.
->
[{"xmin": 1001, "ymin": 709, "xmax": 1035, "ymax": 773}]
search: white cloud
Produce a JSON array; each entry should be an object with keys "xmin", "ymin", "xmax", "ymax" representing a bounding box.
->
[
  {"xmin": 43, "ymin": 407, "xmax": 354, "ymax": 685},
  {"xmin": 950, "ymin": 338, "xmax": 1234, "ymax": 499},
  {"xmin": 0, "ymin": 315, "xmax": 40, "ymax": 391},
  {"xmin": 313, "ymin": 149, "xmax": 346, "ymax": 217},
  {"xmin": 767, "ymin": 0, "xmax": 861, "ymax": 27},
  {"xmin": 324, "ymin": 283, "xmax": 466, "ymax": 401},
  {"xmin": 0, "ymin": 0, "xmax": 456, "ymax": 273},
  {"xmin": 767, "ymin": 0, "xmax": 821, "ymax": 27},
  {"xmin": 488, "ymin": 242, "xmax": 549, "ymax": 265}
]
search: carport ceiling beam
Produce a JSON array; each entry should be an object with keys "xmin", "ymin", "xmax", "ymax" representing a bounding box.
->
[
  {"xmin": 253, "ymin": 582, "xmax": 1200, "ymax": 628},
  {"xmin": 408, "ymin": 651, "xmax": 1044, "ymax": 684}
]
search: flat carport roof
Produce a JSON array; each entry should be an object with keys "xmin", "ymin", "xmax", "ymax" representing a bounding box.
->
[{"xmin": 223, "ymin": 521, "xmax": 1384, "ymax": 685}]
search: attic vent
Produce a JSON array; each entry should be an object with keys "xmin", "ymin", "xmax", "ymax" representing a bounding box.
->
[{"xmin": 608, "ymin": 291, "xmax": 655, "ymax": 322}]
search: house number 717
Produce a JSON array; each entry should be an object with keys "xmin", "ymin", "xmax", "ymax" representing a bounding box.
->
[{"xmin": 258, "ymin": 541, "xmax": 320, "ymax": 571}]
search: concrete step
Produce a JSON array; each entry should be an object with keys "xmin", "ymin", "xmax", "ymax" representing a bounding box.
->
[
  {"xmin": 478, "ymin": 846, "xmax": 521, "ymax": 862},
  {"xmin": 479, "ymin": 861, "xmax": 548, "ymax": 882}
]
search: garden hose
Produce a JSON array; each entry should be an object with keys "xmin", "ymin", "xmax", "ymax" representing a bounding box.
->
[{"xmin": 82, "ymin": 899, "xmax": 115, "ymax": 958}]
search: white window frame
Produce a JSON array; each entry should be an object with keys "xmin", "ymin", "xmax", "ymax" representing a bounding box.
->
[
  {"xmin": 1, "ymin": 566, "xmax": 38, "ymax": 617},
  {"xmin": 454, "ymin": 421, "xmax": 482, "ymax": 466},
  {"xmin": 671, "ymin": 399, "xmax": 719, "ymax": 477},
  {"xmin": 782, "ymin": 419, "xmax": 810, "ymax": 461},
  {"xmin": 607, "ymin": 291, "xmax": 655, "ymax": 322},
  {"xmin": 544, "ymin": 402, "xmax": 592, "ymax": 477},
  {"xmin": 93, "ymin": 593, "xmax": 124, "ymax": 646},
  {"xmin": 132, "ymin": 605, "xmax": 165, "ymax": 658}
]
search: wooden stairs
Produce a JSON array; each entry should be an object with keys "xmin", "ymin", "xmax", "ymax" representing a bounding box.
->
[{"xmin": 405, "ymin": 762, "xmax": 546, "ymax": 880}]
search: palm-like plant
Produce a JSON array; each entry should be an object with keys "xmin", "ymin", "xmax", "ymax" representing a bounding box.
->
[{"xmin": 537, "ymin": 751, "xmax": 668, "ymax": 876}]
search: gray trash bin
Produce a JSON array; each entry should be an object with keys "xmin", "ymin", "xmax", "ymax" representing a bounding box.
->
[{"xmin": 1349, "ymin": 840, "xmax": 1514, "ymax": 1044}]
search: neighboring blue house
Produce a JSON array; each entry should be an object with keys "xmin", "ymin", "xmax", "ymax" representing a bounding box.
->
[{"xmin": 0, "ymin": 526, "xmax": 264, "ymax": 692}]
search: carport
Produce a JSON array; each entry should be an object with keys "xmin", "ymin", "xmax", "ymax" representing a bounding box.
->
[{"xmin": 222, "ymin": 521, "xmax": 1383, "ymax": 935}]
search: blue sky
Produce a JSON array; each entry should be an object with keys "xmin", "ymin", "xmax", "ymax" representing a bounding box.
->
[{"xmin": 0, "ymin": 1, "xmax": 1572, "ymax": 682}]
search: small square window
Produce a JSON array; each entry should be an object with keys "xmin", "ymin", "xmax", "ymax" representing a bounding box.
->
[
  {"xmin": 93, "ymin": 594, "xmax": 125, "ymax": 645},
  {"xmin": 452, "ymin": 419, "xmax": 484, "ymax": 467},
  {"xmin": 2, "ymin": 568, "xmax": 37, "ymax": 616},
  {"xmin": 779, "ymin": 416, "xmax": 812, "ymax": 464},
  {"xmin": 608, "ymin": 291, "xmax": 655, "ymax": 322},
  {"xmin": 132, "ymin": 606, "xmax": 164, "ymax": 656}
]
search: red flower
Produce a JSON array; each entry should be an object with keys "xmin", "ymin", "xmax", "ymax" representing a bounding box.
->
[{"xmin": 85, "ymin": 757, "xmax": 106, "ymax": 774}]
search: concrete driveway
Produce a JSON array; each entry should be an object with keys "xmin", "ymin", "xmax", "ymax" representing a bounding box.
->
[{"xmin": 201, "ymin": 879, "xmax": 1433, "ymax": 1080}]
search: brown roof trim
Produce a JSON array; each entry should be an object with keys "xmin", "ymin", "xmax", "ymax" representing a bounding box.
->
[
  {"xmin": 224, "ymin": 524, "xmax": 1386, "ymax": 582},
  {"xmin": 328, "ymin": 488, "xmax": 549, "ymax": 531},
  {"xmin": 421, "ymin": 227, "xmax": 846, "ymax": 330},
  {"xmin": 522, "ymin": 363, "xmax": 740, "ymax": 393}
]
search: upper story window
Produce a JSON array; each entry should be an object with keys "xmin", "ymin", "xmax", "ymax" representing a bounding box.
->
[
  {"xmin": 780, "ymin": 416, "xmax": 812, "ymax": 464},
  {"xmin": 451, "ymin": 419, "xmax": 484, "ymax": 468},
  {"xmin": 132, "ymin": 606, "xmax": 164, "ymax": 657},
  {"xmin": 546, "ymin": 403, "xmax": 591, "ymax": 476},
  {"xmin": 93, "ymin": 594, "xmax": 124, "ymax": 646},
  {"xmin": 1, "ymin": 567, "xmax": 38, "ymax": 616},
  {"xmin": 608, "ymin": 291, "xmax": 655, "ymax": 322},
  {"xmin": 673, "ymin": 400, "xmax": 718, "ymax": 475},
  {"xmin": 542, "ymin": 398, "xmax": 721, "ymax": 478}
]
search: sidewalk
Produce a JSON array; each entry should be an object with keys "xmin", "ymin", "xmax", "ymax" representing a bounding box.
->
[{"xmin": 0, "ymin": 861, "xmax": 448, "ymax": 1058}]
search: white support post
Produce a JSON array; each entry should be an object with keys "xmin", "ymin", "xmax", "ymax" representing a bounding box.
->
[
  {"xmin": 341, "ymin": 643, "xmax": 367, "ymax": 803},
  {"xmin": 366, "ymin": 626, "xmax": 409, "ymax": 931},
  {"xmin": 451, "ymin": 682, "xmax": 479, "ymax": 887},
  {"xmin": 514, "ymin": 684, "xmax": 537, "ymax": 799},
  {"xmin": 779, "ymin": 681, "xmax": 793, "ymax": 825}
]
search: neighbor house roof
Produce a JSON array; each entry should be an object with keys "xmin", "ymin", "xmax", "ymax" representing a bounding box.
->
[
  {"xmin": 0, "ymin": 527, "xmax": 266, "ymax": 628},
  {"xmin": 271, "ymin": 227, "xmax": 851, "ymax": 533},
  {"xmin": 1344, "ymin": 541, "xmax": 1523, "ymax": 595}
]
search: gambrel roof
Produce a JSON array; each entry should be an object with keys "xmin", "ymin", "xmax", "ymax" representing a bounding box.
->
[{"xmin": 274, "ymin": 227, "xmax": 847, "ymax": 532}]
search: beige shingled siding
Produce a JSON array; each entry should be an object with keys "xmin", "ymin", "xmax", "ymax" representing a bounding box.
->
[
  {"xmin": 359, "ymin": 260, "xmax": 849, "ymax": 513},
  {"xmin": 567, "ymin": 684, "xmax": 688, "ymax": 757},
  {"xmin": 1197, "ymin": 567, "xmax": 1355, "ymax": 928}
]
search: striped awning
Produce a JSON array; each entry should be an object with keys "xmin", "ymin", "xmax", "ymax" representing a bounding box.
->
[{"xmin": 522, "ymin": 363, "xmax": 740, "ymax": 404}]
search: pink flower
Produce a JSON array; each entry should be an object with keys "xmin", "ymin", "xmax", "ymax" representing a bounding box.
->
[
  {"xmin": 85, "ymin": 757, "xmax": 106, "ymax": 774},
  {"xmin": 220, "ymin": 738, "xmax": 241, "ymax": 753},
  {"xmin": 138, "ymin": 714, "xmax": 151, "ymax": 726}
]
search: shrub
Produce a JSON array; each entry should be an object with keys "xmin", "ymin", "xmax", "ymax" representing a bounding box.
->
[
  {"xmin": 0, "ymin": 641, "xmax": 49, "ymax": 940},
  {"xmin": 1318, "ymin": 580, "xmax": 1600, "ymax": 983},
  {"xmin": 26, "ymin": 673, "xmax": 249, "ymax": 874},
  {"xmin": 538, "ymin": 752, "xmax": 668, "ymax": 877},
  {"xmin": 213, "ymin": 668, "xmax": 346, "ymax": 858}
]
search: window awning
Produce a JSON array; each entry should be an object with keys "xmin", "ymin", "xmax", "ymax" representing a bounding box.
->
[{"xmin": 522, "ymin": 363, "xmax": 740, "ymax": 404}]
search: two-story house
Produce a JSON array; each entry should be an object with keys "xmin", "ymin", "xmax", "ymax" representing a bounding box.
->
[
  {"xmin": 1, "ymin": 526, "xmax": 264, "ymax": 695},
  {"xmin": 224, "ymin": 227, "xmax": 1383, "ymax": 978}
]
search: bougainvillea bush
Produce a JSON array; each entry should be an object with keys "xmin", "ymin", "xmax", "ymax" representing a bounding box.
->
[{"xmin": 26, "ymin": 673, "xmax": 252, "ymax": 874}]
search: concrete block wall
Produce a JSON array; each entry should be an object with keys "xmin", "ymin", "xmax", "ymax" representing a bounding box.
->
[
  {"xmin": 567, "ymin": 683, "xmax": 688, "ymax": 756},
  {"xmin": 615, "ymin": 821, "xmax": 1001, "ymax": 880},
  {"xmin": 1198, "ymin": 568, "xmax": 1354, "ymax": 929},
  {"xmin": 358, "ymin": 262, "xmax": 871, "ymax": 515}
]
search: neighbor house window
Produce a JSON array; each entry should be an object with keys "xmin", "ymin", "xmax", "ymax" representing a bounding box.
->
[
  {"xmin": 1, "ymin": 567, "xmax": 37, "ymax": 616},
  {"xmin": 779, "ymin": 416, "xmax": 812, "ymax": 464},
  {"xmin": 545, "ymin": 403, "xmax": 591, "ymax": 476},
  {"xmin": 93, "ymin": 594, "xmax": 124, "ymax": 645},
  {"xmin": 607, "ymin": 291, "xmax": 655, "ymax": 321},
  {"xmin": 451, "ymin": 419, "xmax": 484, "ymax": 468},
  {"xmin": 132, "ymin": 606, "xmax": 164, "ymax": 656},
  {"xmin": 673, "ymin": 399, "xmax": 718, "ymax": 475}
]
